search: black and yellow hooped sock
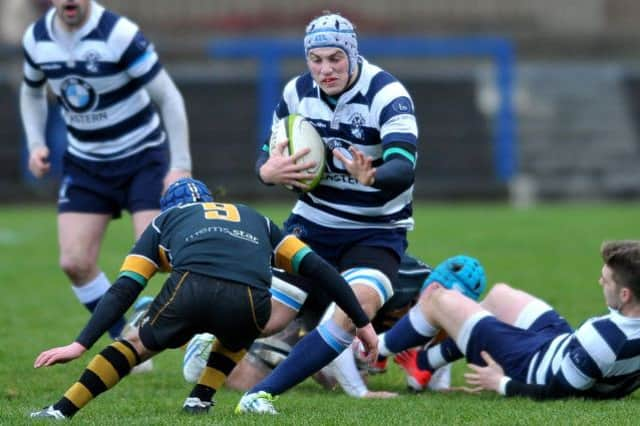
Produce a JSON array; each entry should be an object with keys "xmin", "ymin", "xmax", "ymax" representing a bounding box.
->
[
  {"xmin": 189, "ymin": 340, "xmax": 246, "ymax": 402},
  {"xmin": 53, "ymin": 340, "xmax": 140, "ymax": 417}
]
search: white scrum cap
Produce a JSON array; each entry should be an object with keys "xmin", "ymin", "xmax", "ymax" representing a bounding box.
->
[{"xmin": 304, "ymin": 12, "xmax": 358, "ymax": 75}]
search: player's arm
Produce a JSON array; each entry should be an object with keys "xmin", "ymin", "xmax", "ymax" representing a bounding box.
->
[
  {"xmin": 370, "ymin": 94, "xmax": 418, "ymax": 191},
  {"xmin": 34, "ymin": 275, "xmax": 144, "ymax": 368},
  {"xmin": 499, "ymin": 376, "xmax": 580, "ymax": 400},
  {"xmin": 76, "ymin": 223, "xmax": 163, "ymax": 349},
  {"xmin": 20, "ymin": 83, "xmax": 51, "ymax": 178},
  {"xmin": 34, "ymin": 225, "xmax": 162, "ymax": 367},
  {"xmin": 465, "ymin": 350, "xmax": 581, "ymax": 400},
  {"xmin": 256, "ymin": 79, "xmax": 316, "ymax": 188},
  {"xmin": 371, "ymin": 144, "xmax": 415, "ymax": 192},
  {"xmin": 256, "ymin": 97, "xmax": 289, "ymax": 185},
  {"xmin": 145, "ymin": 69, "xmax": 192, "ymax": 183},
  {"xmin": 119, "ymin": 24, "xmax": 191, "ymax": 184},
  {"xmin": 74, "ymin": 275, "xmax": 144, "ymax": 349},
  {"xmin": 19, "ymin": 82, "xmax": 47, "ymax": 152},
  {"xmin": 255, "ymin": 138, "xmax": 273, "ymax": 185},
  {"xmin": 21, "ymin": 29, "xmax": 50, "ymax": 178}
]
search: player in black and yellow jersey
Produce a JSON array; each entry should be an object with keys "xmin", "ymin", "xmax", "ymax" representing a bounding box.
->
[{"xmin": 30, "ymin": 178, "xmax": 377, "ymax": 420}]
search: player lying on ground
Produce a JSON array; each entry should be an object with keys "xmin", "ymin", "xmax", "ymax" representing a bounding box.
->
[
  {"xmin": 29, "ymin": 178, "xmax": 377, "ymax": 419},
  {"xmin": 374, "ymin": 240, "xmax": 640, "ymax": 400}
]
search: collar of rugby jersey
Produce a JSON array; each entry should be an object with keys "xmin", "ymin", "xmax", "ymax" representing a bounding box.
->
[{"xmin": 46, "ymin": 1, "xmax": 104, "ymax": 48}]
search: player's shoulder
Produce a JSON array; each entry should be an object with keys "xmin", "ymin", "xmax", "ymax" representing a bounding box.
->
[
  {"xmin": 110, "ymin": 12, "xmax": 139, "ymax": 38},
  {"xmin": 234, "ymin": 203, "xmax": 275, "ymax": 230},
  {"xmin": 99, "ymin": 7, "xmax": 141, "ymax": 52},
  {"xmin": 22, "ymin": 11, "xmax": 53, "ymax": 49},
  {"xmin": 235, "ymin": 203, "xmax": 266, "ymax": 220},
  {"xmin": 285, "ymin": 72, "xmax": 315, "ymax": 98},
  {"xmin": 360, "ymin": 58, "xmax": 406, "ymax": 94}
]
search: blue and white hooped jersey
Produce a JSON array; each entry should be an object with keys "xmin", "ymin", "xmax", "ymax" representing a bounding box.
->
[
  {"xmin": 22, "ymin": 2, "xmax": 164, "ymax": 162},
  {"xmin": 272, "ymin": 57, "xmax": 418, "ymax": 231},
  {"xmin": 528, "ymin": 309, "xmax": 640, "ymax": 397}
]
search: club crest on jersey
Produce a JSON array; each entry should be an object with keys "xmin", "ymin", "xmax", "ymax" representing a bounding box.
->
[
  {"xmin": 60, "ymin": 77, "xmax": 98, "ymax": 113},
  {"xmin": 83, "ymin": 50, "xmax": 101, "ymax": 73},
  {"xmin": 349, "ymin": 113, "xmax": 365, "ymax": 139}
]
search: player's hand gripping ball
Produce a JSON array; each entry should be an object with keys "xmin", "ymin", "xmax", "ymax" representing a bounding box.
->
[
  {"xmin": 421, "ymin": 255, "xmax": 486, "ymax": 300},
  {"xmin": 269, "ymin": 114, "xmax": 326, "ymax": 192}
]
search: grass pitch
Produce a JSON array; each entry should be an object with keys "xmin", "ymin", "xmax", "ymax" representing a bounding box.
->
[{"xmin": 1, "ymin": 202, "xmax": 638, "ymax": 425}]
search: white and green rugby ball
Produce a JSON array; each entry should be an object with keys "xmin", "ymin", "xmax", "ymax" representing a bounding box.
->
[{"xmin": 269, "ymin": 114, "xmax": 326, "ymax": 192}]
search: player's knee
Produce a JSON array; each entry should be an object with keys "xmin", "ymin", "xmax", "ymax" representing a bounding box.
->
[
  {"xmin": 261, "ymin": 300, "xmax": 297, "ymax": 336},
  {"xmin": 353, "ymin": 289, "xmax": 382, "ymax": 319},
  {"xmin": 59, "ymin": 254, "xmax": 94, "ymax": 282},
  {"xmin": 342, "ymin": 268, "xmax": 394, "ymax": 310},
  {"xmin": 318, "ymin": 318, "xmax": 356, "ymax": 352},
  {"xmin": 419, "ymin": 280, "xmax": 444, "ymax": 303},
  {"xmin": 121, "ymin": 333, "xmax": 153, "ymax": 362},
  {"xmin": 421, "ymin": 283, "xmax": 454, "ymax": 312},
  {"xmin": 486, "ymin": 283, "xmax": 512, "ymax": 300},
  {"xmin": 481, "ymin": 283, "xmax": 512, "ymax": 309}
]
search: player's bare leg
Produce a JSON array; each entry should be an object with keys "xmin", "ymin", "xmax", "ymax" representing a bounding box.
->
[
  {"xmin": 261, "ymin": 300, "xmax": 299, "ymax": 337},
  {"xmin": 58, "ymin": 212, "xmax": 128, "ymax": 338},
  {"xmin": 333, "ymin": 284, "xmax": 382, "ymax": 332},
  {"xmin": 419, "ymin": 284, "xmax": 486, "ymax": 342},
  {"xmin": 58, "ymin": 212, "xmax": 110, "ymax": 285},
  {"xmin": 226, "ymin": 356, "xmax": 272, "ymax": 391},
  {"xmin": 132, "ymin": 210, "xmax": 159, "ymax": 239},
  {"xmin": 479, "ymin": 283, "xmax": 539, "ymax": 325}
]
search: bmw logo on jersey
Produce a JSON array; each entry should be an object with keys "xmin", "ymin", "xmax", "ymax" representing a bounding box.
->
[{"xmin": 60, "ymin": 77, "xmax": 98, "ymax": 113}]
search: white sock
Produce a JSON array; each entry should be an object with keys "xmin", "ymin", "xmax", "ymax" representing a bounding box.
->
[
  {"xmin": 325, "ymin": 347, "xmax": 368, "ymax": 397},
  {"xmin": 71, "ymin": 271, "xmax": 110, "ymax": 304},
  {"xmin": 409, "ymin": 305, "xmax": 438, "ymax": 337}
]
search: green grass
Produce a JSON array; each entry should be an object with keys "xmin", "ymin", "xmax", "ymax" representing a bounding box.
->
[{"xmin": 1, "ymin": 202, "xmax": 639, "ymax": 424}]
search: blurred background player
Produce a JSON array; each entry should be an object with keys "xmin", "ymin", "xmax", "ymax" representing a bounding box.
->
[
  {"xmin": 237, "ymin": 10, "xmax": 419, "ymax": 414},
  {"xmin": 19, "ymin": 0, "xmax": 192, "ymax": 351},
  {"xmin": 29, "ymin": 178, "xmax": 377, "ymax": 419},
  {"xmin": 373, "ymin": 240, "xmax": 640, "ymax": 400}
]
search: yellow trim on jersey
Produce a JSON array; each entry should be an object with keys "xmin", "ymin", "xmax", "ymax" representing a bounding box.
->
[
  {"xmin": 120, "ymin": 254, "xmax": 158, "ymax": 280},
  {"xmin": 274, "ymin": 235, "xmax": 309, "ymax": 273},
  {"xmin": 157, "ymin": 246, "xmax": 172, "ymax": 272}
]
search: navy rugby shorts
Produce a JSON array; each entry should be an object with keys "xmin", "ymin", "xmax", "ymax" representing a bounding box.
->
[
  {"xmin": 57, "ymin": 146, "xmax": 168, "ymax": 218},
  {"xmin": 284, "ymin": 214, "xmax": 408, "ymax": 266},
  {"xmin": 465, "ymin": 310, "xmax": 573, "ymax": 382}
]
